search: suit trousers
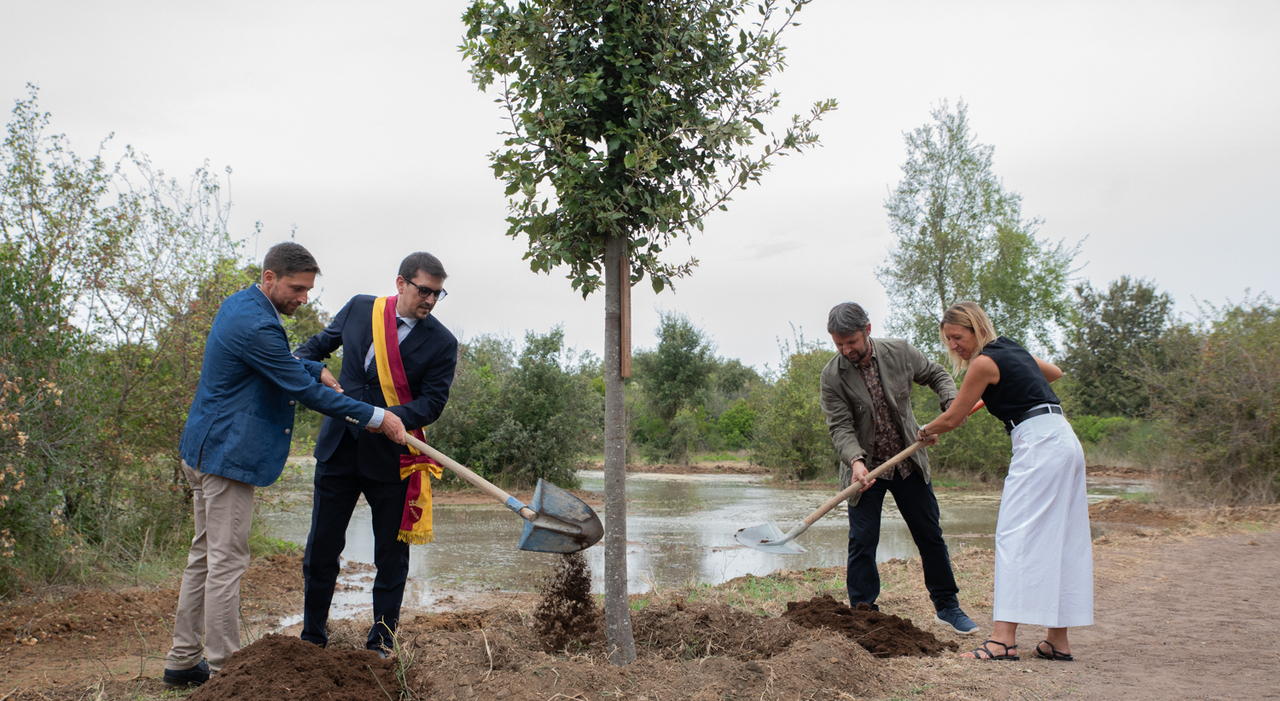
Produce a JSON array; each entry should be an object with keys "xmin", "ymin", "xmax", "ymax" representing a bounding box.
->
[
  {"xmin": 301, "ymin": 433, "xmax": 411, "ymax": 651},
  {"xmin": 168, "ymin": 461, "xmax": 255, "ymax": 671},
  {"xmin": 846, "ymin": 469, "xmax": 960, "ymax": 612}
]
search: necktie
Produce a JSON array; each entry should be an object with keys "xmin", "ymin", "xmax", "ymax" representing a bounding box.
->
[
  {"xmin": 365, "ymin": 317, "xmax": 406, "ymax": 375},
  {"xmin": 354, "ymin": 317, "xmax": 406, "ymax": 437}
]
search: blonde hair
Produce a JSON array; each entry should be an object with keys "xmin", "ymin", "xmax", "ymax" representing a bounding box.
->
[{"xmin": 940, "ymin": 301, "xmax": 998, "ymax": 373}]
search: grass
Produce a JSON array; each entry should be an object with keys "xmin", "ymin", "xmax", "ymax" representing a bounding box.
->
[
  {"xmin": 633, "ymin": 567, "xmax": 849, "ymax": 617},
  {"xmin": 247, "ymin": 530, "xmax": 302, "ymax": 558}
]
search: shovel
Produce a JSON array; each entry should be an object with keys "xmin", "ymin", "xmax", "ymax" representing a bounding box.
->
[
  {"xmin": 735, "ymin": 401, "xmax": 985, "ymax": 554},
  {"xmin": 404, "ymin": 434, "xmax": 604, "ymax": 553}
]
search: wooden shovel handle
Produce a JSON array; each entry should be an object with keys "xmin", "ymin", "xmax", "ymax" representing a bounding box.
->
[
  {"xmin": 403, "ymin": 434, "xmax": 537, "ymax": 520},
  {"xmin": 799, "ymin": 400, "xmax": 986, "ymax": 529}
]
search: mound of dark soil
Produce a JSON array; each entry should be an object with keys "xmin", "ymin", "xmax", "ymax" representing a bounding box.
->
[
  {"xmin": 532, "ymin": 552, "xmax": 600, "ymax": 651},
  {"xmin": 189, "ymin": 634, "xmax": 409, "ymax": 701},
  {"xmin": 784, "ymin": 594, "xmax": 958, "ymax": 657}
]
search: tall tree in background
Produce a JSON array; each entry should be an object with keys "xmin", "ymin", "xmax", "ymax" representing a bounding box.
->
[
  {"xmin": 1060, "ymin": 276, "xmax": 1172, "ymax": 416},
  {"xmin": 878, "ymin": 100, "xmax": 1076, "ymax": 357},
  {"xmin": 633, "ymin": 311, "xmax": 715, "ymax": 422},
  {"xmin": 461, "ymin": 0, "xmax": 833, "ymax": 664}
]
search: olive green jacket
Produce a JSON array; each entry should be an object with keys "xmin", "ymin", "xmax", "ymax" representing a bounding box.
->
[{"xmin": 819, "ymin": 338, "xmax": 957, "ymax": 505}]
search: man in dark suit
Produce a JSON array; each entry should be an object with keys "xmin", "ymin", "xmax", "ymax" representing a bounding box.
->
[
  {"xmin": 293, "ymin": 251, "xmax": 458, "ymax": 654},
  {"xmin": 163, "ymin": 242, "xmax": 405, "ymax": 688}
]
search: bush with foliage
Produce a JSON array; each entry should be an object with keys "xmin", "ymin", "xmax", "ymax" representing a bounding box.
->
[
  {"xmin": 0, "ymin": 87, "xmax": 243, "ymax": 595},
  {"xmin": 1138, "ymin": 295, "xmax": 1279, "ymax": 504},
  {"xmin": 423, "ymin": 329, "xmax": 602, "ymax": 489},
  {"xmin": 753, "ymin": 336, "xmax": 837, "ymax": 480},
  {"xmin": 627, "ymin": 313, "xmax": 761, "ymax": 463}
]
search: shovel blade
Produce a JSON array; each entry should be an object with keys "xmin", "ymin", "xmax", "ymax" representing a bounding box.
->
[
  {"xmin": 517, "ymin": 479, "xmax": 604, "ymax": 553},
  {"xmin": 734, "ymin": 522, "xmax": 808, "ymax": 554}
]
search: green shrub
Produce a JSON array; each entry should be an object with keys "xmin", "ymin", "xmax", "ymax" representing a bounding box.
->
[
  {"xmin": 753, "ymin": 337, "xmax": 837, "ymax": 480},
  {"xmin": 717, "ymin": 399, "xmax": 756, "ymax": 451},
  {"xmin": 1138, "ymin": 295, "xmax": 1279, "ymax": 504},
  {"xmin": 1, "ymin": 89, "xmax": 242, "ymax": 595},
  {"xmin": 424, "ymin": 329, "xmax": 602, "ymax": 489}
]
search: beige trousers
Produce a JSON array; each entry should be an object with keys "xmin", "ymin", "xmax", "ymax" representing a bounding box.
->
[{"xmin": 166, "ymin": 461, "xmax": 255, "ymax": 671}]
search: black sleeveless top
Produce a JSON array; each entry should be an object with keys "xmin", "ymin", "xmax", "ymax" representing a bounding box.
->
[{"xmin": 978, "ymin": 337, "xmax": 1059, "ymax": 422}]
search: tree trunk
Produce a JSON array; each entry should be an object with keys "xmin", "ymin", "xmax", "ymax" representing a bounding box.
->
[{"xmin": 602, "ymin": 235, "xmax": 637, "ymax": 665}]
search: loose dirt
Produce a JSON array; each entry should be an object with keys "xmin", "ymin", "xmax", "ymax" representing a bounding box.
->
[
  {"xmin": 188, "ymin": 633, "xmax": 405, "ymax": 701},
  {"xmin": 532, "ymin": 552, "xmax": 600, "ymax": 652},
  {"xmin": 785, "ymin": 595, "xmax": 959, "ymax": 658},
  {"xmin": 1089, "ymin": 498, "xmax": 1183, "ymax": 528}
]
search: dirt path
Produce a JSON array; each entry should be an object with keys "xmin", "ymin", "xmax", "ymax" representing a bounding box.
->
[{"xmin": 1033, "ymin": 526, "xmax": 1280, "ymax": 699}]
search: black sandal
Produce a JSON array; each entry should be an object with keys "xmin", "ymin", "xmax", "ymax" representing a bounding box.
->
[
  {"xmin": 1034, "ymin": 640, "xmax": 1074, "ymax": 661},
  {"xmin": 968, "ymin": 639, "xmax": 1019, "ymax": 661}
]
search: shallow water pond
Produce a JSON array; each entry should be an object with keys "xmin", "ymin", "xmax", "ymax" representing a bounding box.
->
[{"xmin": 259, "ymin": 467, "xmax": 1148, "ymax": 618}]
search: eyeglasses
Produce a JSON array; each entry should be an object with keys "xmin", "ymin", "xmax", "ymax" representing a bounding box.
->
[{"xmin": 405, "ymin": 280, "xmax": 447, "ymax": 300}]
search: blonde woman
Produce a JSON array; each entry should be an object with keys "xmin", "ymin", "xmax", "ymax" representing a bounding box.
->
[{"xmin": 918, "ymin": 301, "xmax": 1092, "ymax": 662}]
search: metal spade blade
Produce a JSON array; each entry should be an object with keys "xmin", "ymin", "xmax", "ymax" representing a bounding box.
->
[
  {"xmin": 517, "ymin": 479, "xmax": 605, "ymax": 553},
  {"xmin": 403, "ymin": 435, "xmax": 603, "ymax": 553},
  {"xmin": 734, "ymin": 521, "xmax": 808, "ymax": 554}
]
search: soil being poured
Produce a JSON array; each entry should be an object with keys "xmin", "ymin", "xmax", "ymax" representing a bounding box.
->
[{"xmin": 532, "ymin": 551, "xmax": 600, "ymax": 652}]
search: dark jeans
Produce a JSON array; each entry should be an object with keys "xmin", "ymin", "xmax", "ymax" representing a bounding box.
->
[
  {"xmin": 301, "ymin": 434, "xmax": 411, "ymax": 651},
  {"xmin": 846, "ymin": 469, "xmax": 959, "ymax": 612}
]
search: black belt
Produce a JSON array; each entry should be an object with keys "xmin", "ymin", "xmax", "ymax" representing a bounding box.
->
[{"xmin": 1003, "ymin": 405, "xmax": 1064, "ymax": 434}]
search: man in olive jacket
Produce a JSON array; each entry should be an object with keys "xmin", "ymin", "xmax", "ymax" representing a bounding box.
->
[{"xmin": 819, "ymin": 302, "xmax": 977, "ymax": 635}]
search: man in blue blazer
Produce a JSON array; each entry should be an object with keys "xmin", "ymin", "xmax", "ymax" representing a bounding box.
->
[
  {"xmin": 293, "ymin": 251, "xmax": 458, "ymax": 655},
  {"xmin": 163, "ymin": 242, "xmax": 407, "ymax": 688}
]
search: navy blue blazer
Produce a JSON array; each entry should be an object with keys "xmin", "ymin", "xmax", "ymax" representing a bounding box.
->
[
  {"xmin": 293, "ymin": 294, "xmax": 458, "ymax": 483},
  {"xmin": 179, "ymin": 285, "xmax": 376, "ymax": 487}
]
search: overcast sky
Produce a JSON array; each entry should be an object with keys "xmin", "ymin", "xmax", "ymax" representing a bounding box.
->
[{"xmin": 4, "ymin": 1, "xmax": 1277, "ymax": 370}]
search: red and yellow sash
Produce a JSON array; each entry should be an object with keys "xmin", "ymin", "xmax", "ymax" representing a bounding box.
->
[{"xmin": 372, "ymin": 295, "xmax": 443, "ymax": 544}]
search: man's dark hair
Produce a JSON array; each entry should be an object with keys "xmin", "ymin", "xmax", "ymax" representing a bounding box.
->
[
  {"xmin": 262, "ymin": 242, "xmax": 320, "ymax": 278},
  {"xmin": 399, "ymin": 251, "xmax": 448, "ymax": 281},
  {"xmin": 828, "ymin": 302, "xmax": 870, "ymax": 336}
]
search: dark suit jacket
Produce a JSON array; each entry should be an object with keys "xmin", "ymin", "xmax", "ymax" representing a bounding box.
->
[
  {"xmin": 179, "ymin": 285, "xmax": 375, "ymax": 487},
  {"xmin": 819, "ymin": 337, "xmax": 956, "ymax": 505},
  {"xmin": 294, "ymin": 294, "xmax": 458, "ymax": 482}
]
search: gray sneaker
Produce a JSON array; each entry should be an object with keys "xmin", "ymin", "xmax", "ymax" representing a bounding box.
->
[{"xmin": 935, "ymin": 606, "xmax": 979, "ymax": 634}]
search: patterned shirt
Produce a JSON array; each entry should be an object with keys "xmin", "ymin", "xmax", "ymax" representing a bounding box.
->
[{"xmin": 855, "ymin": 338, "xmax": 914, "ymax": 479}]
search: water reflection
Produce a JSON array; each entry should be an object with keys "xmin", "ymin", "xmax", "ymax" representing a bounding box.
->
[{"xmin": 258, "ymin": 468, "xmax": 1150, "ymax": 615}]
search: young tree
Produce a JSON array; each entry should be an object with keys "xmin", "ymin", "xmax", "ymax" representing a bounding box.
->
[
  {"xmin": 1060, "ymin": 276, "xmax": 1173, "ymax": 416},
  {"xmin": 878, "ymin": 100, "xmax": 1076, "ymax": 357},
  {"xmin": 461, "ymin": 0, "xmax": 833, "ymax": 663}
]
